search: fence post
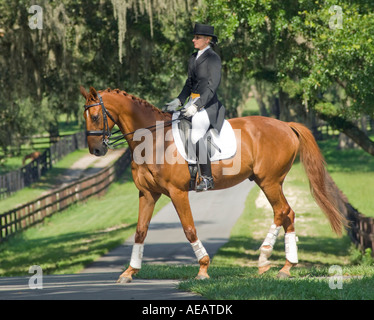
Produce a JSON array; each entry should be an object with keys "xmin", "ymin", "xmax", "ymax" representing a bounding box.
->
[{"xmin": 0, "ymin": 149, "xmax": 131, "ymax": 242}]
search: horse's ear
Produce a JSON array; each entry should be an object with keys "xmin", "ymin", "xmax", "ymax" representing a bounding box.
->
[
  {"xmin": 89, "ymin": 86, "xmax": 98, "ymax": 99},
  {"xmin": 80, "ymin": 86, "xmax": 89, "ymax": 99}
]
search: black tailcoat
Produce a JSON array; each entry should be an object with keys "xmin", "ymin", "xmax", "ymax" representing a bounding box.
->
[{"xmin": 178, "ymin": 48, "xmax": 225, "ymax": 132}]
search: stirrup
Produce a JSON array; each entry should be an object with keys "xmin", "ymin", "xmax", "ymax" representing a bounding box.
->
[{"xmin": 196, "ymin": 176, "xmax": 214, "ymax": 192}]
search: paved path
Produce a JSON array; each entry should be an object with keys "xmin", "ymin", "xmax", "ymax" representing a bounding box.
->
[
  {"xmin": 82, "ymin": 179, "xmax": 254, "ymax": 272},
  {"xmin": 49, "ymin": 149, "xmax": 126, "ymax": 189},
  {"xmin": 0, "ymin": 172, "xmax": 253, "ymax": 300}
]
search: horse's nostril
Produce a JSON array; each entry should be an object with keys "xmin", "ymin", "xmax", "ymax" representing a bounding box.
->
[{"xmin": 94, "ymin": 149, "xmax": 101, "ymax": 156}]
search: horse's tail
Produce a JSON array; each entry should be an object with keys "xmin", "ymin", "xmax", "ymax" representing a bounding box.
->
[{"xmin": 288, "ymin": 122, "xmax": 346, "ymax": 235}]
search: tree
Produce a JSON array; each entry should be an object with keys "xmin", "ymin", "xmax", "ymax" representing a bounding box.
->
[
  {"xmin": 0, "ymin": 0, "xmax": 198, "ymax": 155},
  {"xmin": 199, "ymin": 0, "xmax": 374, "ymax": 154}
]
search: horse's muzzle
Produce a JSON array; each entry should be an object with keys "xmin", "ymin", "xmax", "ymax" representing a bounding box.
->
[{"xmin": 89, "ymin": 142, "xmax": 108, "ymax": 157}]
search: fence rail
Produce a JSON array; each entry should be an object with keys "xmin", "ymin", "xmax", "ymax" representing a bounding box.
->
[
  {"xmin": 0, "ymin": 131, "xmax": 87, "ymax": 200},
  {"xmin": 1, "ymin": 141, "xmax": 373, "ymax": 254},
  {"xmin": 327, "ymin": 174, "xmax": 374, "ymax": 254},
  {"xmin": 0, "ymin": 148, "xmax": 131, "ymax": 242}
]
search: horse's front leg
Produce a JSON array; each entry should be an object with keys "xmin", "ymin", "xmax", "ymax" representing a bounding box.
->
[
  {"xmin": 171, "ymin": 188, "xmax": 210, "ymax": 280},
  {"xmin": 117, "ymin": 190, "xmax": 161, "ymax": 284}
]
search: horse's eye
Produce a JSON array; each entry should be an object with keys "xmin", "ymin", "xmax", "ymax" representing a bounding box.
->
[{"xmin": 91, "ymin": 114, "xmax": 100, "ymax": 122}]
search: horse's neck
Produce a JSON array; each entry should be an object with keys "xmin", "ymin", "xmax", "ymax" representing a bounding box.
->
[
  {"xmin": 120, "ymin": 102, "xmax": 162, "ymax": 131},
  {"xmin": 114, "ymin": 94, "xmax": 169, "ymax": 147}
]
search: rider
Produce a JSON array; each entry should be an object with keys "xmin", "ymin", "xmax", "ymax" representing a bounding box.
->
[{"xmin": 166, "ymin": 23, "xmax": 225, "ymax": 191}]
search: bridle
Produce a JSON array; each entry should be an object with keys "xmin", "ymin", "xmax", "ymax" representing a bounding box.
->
[
  {"xmin": 84, "ymin": 92, "xmax": 117, "ymax": 147},
  {"xmin": 84, "ymin": 92, "xmax": 183, "ymax": 149}
]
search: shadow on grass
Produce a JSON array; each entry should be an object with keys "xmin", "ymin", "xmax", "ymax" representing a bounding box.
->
[
  {"xmin": 178, "ymin": 272, "xmax": 374, "ymax": 300},
  {"xmin": 318, "ymin": 139, "xmax": 374, "ymax": 173},
  {"xmin": 0, "ymin": 222, "xmax": 137, "ymax": 277},
  {"xmin": 217, "ymin": 232, "xmax": 349, "ymax": 258}
]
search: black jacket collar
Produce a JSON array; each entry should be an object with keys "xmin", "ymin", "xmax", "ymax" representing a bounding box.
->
[{"xmin": 194, "ymin": 47, "xmax": 213, "ymax": 66}]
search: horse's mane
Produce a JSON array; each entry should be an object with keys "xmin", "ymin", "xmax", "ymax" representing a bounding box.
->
[{"xmin": 101, "ymin": 88, "xmax": 171, "ymax": 120}]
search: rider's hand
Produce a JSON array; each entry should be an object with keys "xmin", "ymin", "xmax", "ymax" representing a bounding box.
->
[
  {"xmin": 165, "ymin": 98, "xmax": 181, "ymax": 112},
  {"xmin": 181, "ymin": 104, "xmax": 198, "ymax": 117}
]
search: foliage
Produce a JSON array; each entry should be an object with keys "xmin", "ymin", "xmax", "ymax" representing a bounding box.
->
[
  {"xmin": 197, "ymin": 0, "xmax": 374, "ymax": 153},
  {"xmin": 1, "ymin": 0, "xmax": 374, "ymax": 156},
  {"xmin": 0, "ymin": 0, "xmax": 197, "ymax": 156},
  {"xmin": 350, "ymin": 247, "xmax": 374, "ymax": 266}
]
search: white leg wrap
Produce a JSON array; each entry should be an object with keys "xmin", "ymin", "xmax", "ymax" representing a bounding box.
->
[
  {"xmin": 259, "ymin": 246, "xmax": 273, "ymax": 267},
  {"xmin": 258, "ymin": 224, "xmax": 281, "ymax": 268},
  {"xmin": 191, "ymin": 239, "xmax": 209, "ymax": 261},
  {"xmin": 285, "ymin": 232, "xmax": 298, "ymax": 264},
  {"xmin": 130, "ymin": 243, "xmax": 144, "ymax": 269},
  {"xmin": 260, "ymin": 223, "xmax": 281, "ymax": 248}
]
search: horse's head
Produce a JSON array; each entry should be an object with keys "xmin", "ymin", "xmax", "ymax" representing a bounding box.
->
[{"xmin": 80, "ymin": 86, "xmax": 115, "ymax": 156}]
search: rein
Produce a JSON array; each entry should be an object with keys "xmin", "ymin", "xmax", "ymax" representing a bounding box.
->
[{"xmin": 84, "ymin": 92, "xmax": 181, "ymax": 149}]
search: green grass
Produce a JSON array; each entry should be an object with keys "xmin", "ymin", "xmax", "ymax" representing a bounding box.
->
[
  {"xmin": 1, "ymin": 134, "xmax": 373, "ymax": 299},
  {"xmin": 0, "ymin": 169, "xmax": 169, "ymax": 276},
  {"xmin": 133, "ymin": 162, "xmax": 374, "ymax": 300},
  {"xmin": 0, "ymin": 149, "xmax": 89, "ymax": 214},
  {"xmin": 241, "ymin": 97, "xmax": 260, "ymax": 117},
  {"xmin": 0, "ymin": 117, "xmax": 84, "ymax": 175}
]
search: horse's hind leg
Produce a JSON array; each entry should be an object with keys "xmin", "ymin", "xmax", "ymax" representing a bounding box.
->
[
  {"xmin": 170, "ymin": 188, "xmax": 210, "ymax": 280},
  {"xmin": 117, "ymin": 190, "xmax": 161, "ymax": 284},
  {"xmin": 258, "ymin": 183, "xmax": 298, "ymax": 277}
]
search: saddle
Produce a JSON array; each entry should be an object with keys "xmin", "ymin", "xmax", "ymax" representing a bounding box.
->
[{"xmin": 172, "ymin": 111, "xmax": 237, "ymax": 190}]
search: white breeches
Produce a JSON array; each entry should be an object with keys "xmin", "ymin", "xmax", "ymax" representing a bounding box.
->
[
  {"xmin": 185, "ymin": 97, "xmax": 210, "ymax": 144},
  {"xmin": 191, "ymin": 109, "xmax": 210, "ymax": 144}
]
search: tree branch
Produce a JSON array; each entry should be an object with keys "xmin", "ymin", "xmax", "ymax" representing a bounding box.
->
[{"xmin": 317, "ymin": 112, "xmax": 374, "ymax": 156}]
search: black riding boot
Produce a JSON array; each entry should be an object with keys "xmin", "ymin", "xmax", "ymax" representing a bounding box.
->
[{"xmin": 195, "ymin": 138, "xmax": 214, "ymax": 192}]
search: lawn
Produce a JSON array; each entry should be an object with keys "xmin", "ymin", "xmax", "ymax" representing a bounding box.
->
[
  {"xmin": 319, "ymin": 138, "xmax": 374, "ymax": 217},
  {"xmin": 0, "ymin": 149, "xmax": 89, "ymax": 214},
  {"xmin": 0, "ymin": 132, "xmax": 373, "ymax": 299},
  {"xmin": 136, "ymin": 161, "xmax": 374, "ymax": 300},
  {"xmin": 0, "ymin": 116, "xmax": 84, "ymax": 175},
  {"xmin": 0, "ymin": 168, "xmax": 169, "ymax": 276}
]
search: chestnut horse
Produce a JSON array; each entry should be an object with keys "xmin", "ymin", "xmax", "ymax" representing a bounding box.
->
[
  {"xmin": 22, "ymin": 151, "xmax": 41, "ymax": 166},
  {"xmin": 81, "ymin": 86, "xmax": 345, "ymax": 282}
]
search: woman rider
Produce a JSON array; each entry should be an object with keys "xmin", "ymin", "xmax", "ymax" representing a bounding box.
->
[{"xmin": 166, "ymin": 23, "xmax": 225, "ymax": 192}]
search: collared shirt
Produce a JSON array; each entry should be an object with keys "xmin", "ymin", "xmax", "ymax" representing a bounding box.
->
[{"xmin": 196, "ymin": 45, "xmax": 210, "ymax": 60}]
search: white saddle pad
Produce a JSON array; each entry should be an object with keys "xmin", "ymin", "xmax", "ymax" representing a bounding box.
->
[{"xmin": 172, "ymin": 111, "xmax": 237, "ymax": 164}]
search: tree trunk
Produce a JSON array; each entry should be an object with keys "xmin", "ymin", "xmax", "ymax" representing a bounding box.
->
[
  {"xmin": 318, "ymin": 113, "xmax": 374, "ymax": 156},
  {"xmin": 250, "ymin": 84, "xmax": 269, "ymax": 117}
]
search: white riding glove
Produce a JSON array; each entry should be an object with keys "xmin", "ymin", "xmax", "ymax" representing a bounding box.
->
[
  {"xmin": 182, "ymin": 103, "xmax": 198, "ymax": 117},
  {"xmin": 165, "ymin": 98, "xmax": 181, "ymax": 112}
]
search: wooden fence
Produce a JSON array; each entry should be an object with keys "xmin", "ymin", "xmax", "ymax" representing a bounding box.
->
[
  {"xmin": 0, "ymin": 148, "xmax": 132, "ymax": 242},
  {"xmin": 0, "ymin": 131, "xmax": 87, "ymax": 200},
  {"xmin": 1, "ymin": 142, "xmax": 373, "ymax": 254},
  {"xmin": 326, "ymin": 174, "xmax": 374, "ymax": 254}
]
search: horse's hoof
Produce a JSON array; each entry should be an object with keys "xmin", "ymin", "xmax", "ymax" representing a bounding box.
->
[
  {"xmin": 258, "ymin": 265, "xmax": 271, "ymax": 275},
  {"xmin": 195, "ymin": 274, "xmax": 209, "ymax": 280},
  {"xmin": 117, "ymin": 276, "xmax": 132, "ymax": 284},
  {"xmin": 277, "ymin": 271, "xmax": 290, "ymax": 279}
]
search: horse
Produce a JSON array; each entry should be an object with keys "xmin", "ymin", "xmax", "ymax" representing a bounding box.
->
[
  {"xmin": 80, "ymin": 86, "xmax": 346, "ymax": 283},
  {"xmin": 22, "ymin": 151, "xmax": 41, "ymax": 166}
]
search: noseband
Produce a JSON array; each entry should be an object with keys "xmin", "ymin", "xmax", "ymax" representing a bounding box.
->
[
  {"xmin": 84, "ymin": 93, "xmax": 116, "ymax": 147},
  {"xmin": 84, "ymin": 92, "xmax": 184, "ymax": 149}
]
